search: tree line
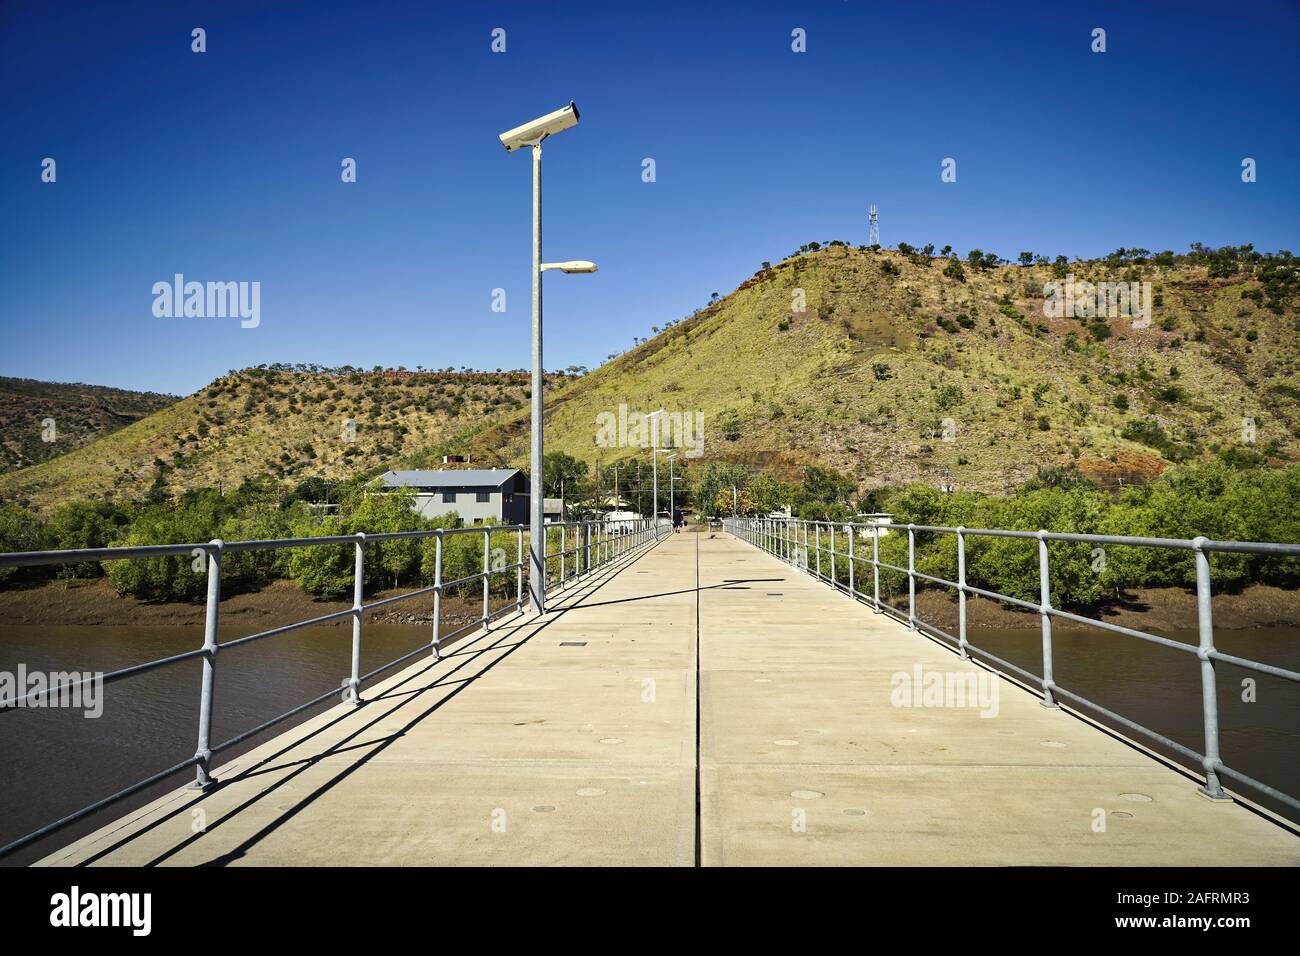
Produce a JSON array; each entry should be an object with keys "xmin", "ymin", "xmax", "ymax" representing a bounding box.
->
[{"xmin": 2, "ymin": 459, "xmax": 1297, "ymax": 611}]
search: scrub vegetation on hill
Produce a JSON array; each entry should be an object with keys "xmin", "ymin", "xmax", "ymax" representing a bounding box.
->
[
  {"xmin": 0, "ymin": 366, "xmax": 576, "ymax": 512},
  {"xmin": 2, "ymin": 457, "xmax": 1296, "ymax": 614},
  {"xmin": 474, "ymin": 242, "xmax": 1300, "ymax": 493},
  {"xmin": 0, "ymin": 377, "xmax": 176, "ymax": 473}
]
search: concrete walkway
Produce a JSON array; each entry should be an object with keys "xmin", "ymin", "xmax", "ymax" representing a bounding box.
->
[
  {"xmin": 41, "ymin": 538, "xmax": 698, "ymax": 866},
  {"xmin": 698, "ymin": 533, "xmax": 1297, "ymax": 865},
  {"xmin": 40, "ymin": 532, "xmax": 1298, "ymax": 866}
]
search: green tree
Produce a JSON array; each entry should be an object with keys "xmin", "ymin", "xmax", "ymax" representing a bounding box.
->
[
  {"xmin": 43, "ymin": 501, "xmax": 131, "ymax": 578},
  {"xmin": 0, "ymin": 503, "xmax": 45, "ymax": 583}
]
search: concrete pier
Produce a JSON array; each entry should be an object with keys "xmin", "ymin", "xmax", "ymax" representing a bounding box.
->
[{"xmin": 40, "ymin": 533, "xmax": 1297, "ymax": 866}]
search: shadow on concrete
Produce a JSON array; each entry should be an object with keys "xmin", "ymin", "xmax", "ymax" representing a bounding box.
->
[{"xmin": 73, "ymin": 542, "xmax": 669, "ymax": 867}]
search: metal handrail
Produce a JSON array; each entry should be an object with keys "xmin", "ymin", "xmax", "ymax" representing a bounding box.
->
[
  {"xmin": 0, "ymin": 515, "xmax": 668, "ymax": 859},
  {"xmin": 725, "ymin": 515, "xmax": 1300, "ymax": 818}
]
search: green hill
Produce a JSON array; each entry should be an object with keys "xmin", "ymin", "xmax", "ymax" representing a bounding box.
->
[
  {"xmin": 0, "ymin": 377, "xmax": 176, "ymax": 474},
  {"xmin": 0, "ymin": 367, "xmax": 570, "ymax": 511},
  {"xmin": 471, "ymin": 244, "xmax": 1300, "ymax": 491},
  {"xmin": 3, "ymin": 244, "xmax": 1295, "ymax": 513}
]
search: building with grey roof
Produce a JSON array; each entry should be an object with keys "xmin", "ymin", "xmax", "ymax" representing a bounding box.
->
[{"xmin": 375, "ymin": 468, "xmax": 528, "ymax": 525}]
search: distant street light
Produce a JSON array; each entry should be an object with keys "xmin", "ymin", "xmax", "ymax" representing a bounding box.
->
[
  {"xmin": 499, "ymin": 101, "xmax": 597, "ymax": 615},
  {"xmin": 665, "ymin": 453, "xmax": 678, "ymax": 524},
  {"xmin": 666, "ymin": 453, "xmax": 681, "ymax": 527},
  {"xmin": 647, "ymin": 409, "xmax": 666, "ymax": 524}
]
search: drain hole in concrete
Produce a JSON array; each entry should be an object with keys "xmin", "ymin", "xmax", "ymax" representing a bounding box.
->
[
  {"xmin": 559, "ymin": 642, "xmax": 587, "ymax": 647},
  {"xmin": 791, "ymin": 789, "xmax": 824, "ymax": 800},
  {"xmin": 531, "ymin": 805, "xmax": 556, "ymax": 813},
  {"xmin": 1118, "ymin": 792, "xmax": 1153, "ymax": 802},
  {"xmin": 1110, "ymin": 810, "xmax": 1135, "ymax": 819},
  {"xmin": 766, "ymin": 592, "xmax": 784, "ymax": 596},
  {"xmin": 843, "ymin": 808, "xmax": 867, "ymax": 816}
]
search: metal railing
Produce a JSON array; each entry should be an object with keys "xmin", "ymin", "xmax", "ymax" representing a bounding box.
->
[
  {"xmin": 725, "ymin": 515, "xmax": 1300, "ymax": 818},
  {"xmin": 0, "ymin": 516, "xmax": 666, "ymax": 859}
]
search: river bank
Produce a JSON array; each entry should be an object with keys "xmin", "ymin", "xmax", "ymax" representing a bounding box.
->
[
  {"xmin": 1, "ymin": 574, "xmax": 1298, "ymax": 630},
  {"xmin": 895, "ymin": 582, "xmax": 1300, "ymax": 631},
  {"xmin": 0, "ymin": 577, "xmax": 500, "ymax": 630}
]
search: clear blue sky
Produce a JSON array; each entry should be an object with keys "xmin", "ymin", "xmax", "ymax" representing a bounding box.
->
[{"xmin": 2, "ymin": 0, "xmax": 1296, "ymax": 395}]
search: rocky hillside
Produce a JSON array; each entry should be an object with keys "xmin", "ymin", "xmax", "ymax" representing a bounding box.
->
[
  {"xmin": 0, "ymin": 368, "xmax": 570, "ymax": 510},
  {"xmin": 4, "ymin": 245, "xmax": 1295, "ymax": 511},
  {"xmin": 470, "ymin": 244, "xmax": 1299, "ymax": 492},
  {"xmin": 0, "ymin": 377, "xmax": 176, "ymax": 473}
]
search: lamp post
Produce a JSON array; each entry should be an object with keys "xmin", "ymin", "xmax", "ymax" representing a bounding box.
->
[
  {"xmin": 666, "ymin": 453, "xmax": 678, "ymax": 525},
  {"xmin": 499, "ymin": 101, "xmax": 597, "ymax": 615},
  {"xmin": 646, "ymin": 408, "xmax": 666, "ymax": 525},
  {"xmin": 653, "ymin": 447, "xmax": 675, "ymax": 526}
]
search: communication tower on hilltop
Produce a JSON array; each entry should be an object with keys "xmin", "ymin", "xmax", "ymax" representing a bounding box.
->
[{"xmin": 868, "ymin": 205, "xmax": 879, "ymax": 246}]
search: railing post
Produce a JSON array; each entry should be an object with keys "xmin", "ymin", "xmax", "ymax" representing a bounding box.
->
[
  {"xmin": 516, "ymin": 527, "xmax": 524, "ymax": 609},
  {"xmin": 347, "ymin": 533, "xmax": 365, "ymax": 705},
  {"xmin": 190, "ymin": 538, "xmax": 222, "ymax": 790},
  {"xmin": 872, "ymin": 524, "xmax": 881, "ymax": 612},
  {"xmin": 1037, "ymin": 530, "xmax": 1058, "ymax": 708},
  {"xmin": 815, "ymin": 523, "xmax": 822, "ymax": 579},
  {"xmin": 830, "ymin": 523, "xmax": 837, "ymax": 587},
  {"xmin": 847, "ymin": 525, "xmax": 855, "ymax": 596},
  {"xmin": 431, "ymin": 529, "xmax": 443, "ymax": 659},
  {"xmin": 1194, "ymin": 537, "xmax": 1229, "ymax": 800},
  {"xmin": 482, "ymin": 527, "xmax": 491, "ymax": 628},
  {"xmin": 801, "ymin": 520, "xmax": 809, "ymax": 571},
  {"xmin": 560, "ymin": 525, "xmax": 566, "ymax": 587},
  {"xmin": 906, "ymin": 525, "xmax": 916, "ymax": 630},
  {"xmin": 956, "ymin": 527, "xmax": 968, "ymax": 659}
]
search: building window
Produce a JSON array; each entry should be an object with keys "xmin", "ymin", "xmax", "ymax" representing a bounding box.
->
[
  {"xmin": 442, "ymin": 491, "xmax": 455, "ymax": 503},
  {"xmin": 476, "ymin": 491, "xmax": 490, "ymax": 503}
]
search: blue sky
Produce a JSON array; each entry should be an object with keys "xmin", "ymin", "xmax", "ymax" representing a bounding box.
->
[{"xmin": 2, "ymin": 0, "xmax": 1296, "ymax": 395}]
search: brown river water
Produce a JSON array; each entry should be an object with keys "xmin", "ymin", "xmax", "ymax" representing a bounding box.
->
[{"xmin": 1, "ymin": 615, "xmax": 1297, "ymax": 866}]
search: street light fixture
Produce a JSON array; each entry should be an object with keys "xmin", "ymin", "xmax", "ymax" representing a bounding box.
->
[
  {"xmin": 500, "ymin": 101, "xmax": 596, "ymax": 615},
  {"xmin": 541, "ymin": 261, "xmax": 598, "ymax": 273}
]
